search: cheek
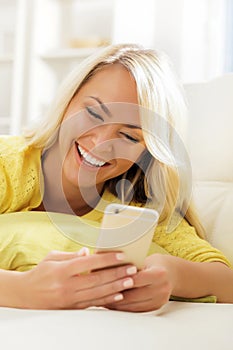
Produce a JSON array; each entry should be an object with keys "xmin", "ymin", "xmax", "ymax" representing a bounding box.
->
[
  {"xmin": 62, "ymin": 147, "xmax": 78, "ymax": 184},
  {"xmin": 59, "ymin": 112, "xmax": 95, "ymax": 156},
  {"xmin": 61, "ymin": 111, "xmax": 93, "ymax": 137},
  {"xmin": 113, "ymin": 140, "xmax": 146, "ymax": 163}
]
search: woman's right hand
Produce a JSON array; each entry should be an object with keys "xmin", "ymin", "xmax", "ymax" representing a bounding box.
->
[{"xmin": 19, "ymin": 249, "xmax": 137, "ymax": 309}]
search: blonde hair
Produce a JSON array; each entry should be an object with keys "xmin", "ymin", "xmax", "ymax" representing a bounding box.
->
[{"xmin": 24, "ymin": 43, "xmax": 205, "ymax": 238}]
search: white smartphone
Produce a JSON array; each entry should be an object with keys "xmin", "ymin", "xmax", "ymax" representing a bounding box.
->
[{"xmin": 96, "ymin": 203, "xmax": 159, "ymax": 269}]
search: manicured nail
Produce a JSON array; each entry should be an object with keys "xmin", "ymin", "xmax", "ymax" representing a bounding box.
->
[
  {"xmin": 114, "ymin": 294, "xmax": 124, "ymax": 301},
  {"xmin": 116, "ymin": 253, "xmax": 125, "ymax": 261},
  {"xmin": 77, "ymin": 247, "xmax": 90, "ymax": 256},
  {"xmin": 123, "ymin": 278, "xmax": 134, "ymax": 288},
  {"xmin": 126, "ymin": 266, "xmax": 137, "ymax": 275}
]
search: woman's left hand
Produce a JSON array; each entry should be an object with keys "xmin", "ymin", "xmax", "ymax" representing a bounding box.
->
[{"xmin": 106, "ymin": 254, "xmax": 174, "ymax": 312}]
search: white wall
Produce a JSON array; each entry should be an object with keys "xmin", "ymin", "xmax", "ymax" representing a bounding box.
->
[
  {"xmin": 112, "ymin": 0, "xmax": 228, "ymax": 83},
  {"xmin": 0, "ymin": 0, "xmax": 231, "ymax": 134}
]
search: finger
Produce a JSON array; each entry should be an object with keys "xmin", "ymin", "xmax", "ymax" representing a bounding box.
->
[
  {"xmin": 132, "ymin": 266, "xmax": 168, "ymax": 288},
  {"xmin": 107, "ymin": 298, "xmax": 159, "ymax": 313},
  {"xmin": 43, "ymin": 250, "xmax": 81, "ymax": 262},
  {"xmin": 107, "ymin": 285, "xmax": 152, "ymax": 306},
  {"xmin": 73, "ymin": 293, "xmax": 124, "ymax": 309},
  {"xmin": 65, "ymin": 252, "xmax": 127, "ymax": 276},
  {"xmin": 77, "ymin": 247, "xmax": 90, "ymax": 257},
  {"xmin": 108, "ymin": 287, "xmax": 170, "ymax": 312},
  {"xmin": 107, "ymin": 278, "xmax": 171, "ymax": 312},
  {"xmin": 73, "ymin": 276, "xmax": 134, "ymax": 303},
  {"xmin": 75, "ymin": 247, "xmax": 91, "ymax": 274},
  {"xmin": 73, "ymin": 264, "xmax": 137, "ymax": 290}
]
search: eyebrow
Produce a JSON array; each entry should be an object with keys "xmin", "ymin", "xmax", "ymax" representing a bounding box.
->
[
  {"xmin": 88, "ymin": 96, "xmax": 112, "ymax": 118},
  {"xmin": 87, "ymin": 96, "xmax": 142, "ymax": 130},
  {"xmin": 123, "ymin": 124, "xmax": 142, "ymax": 130}
]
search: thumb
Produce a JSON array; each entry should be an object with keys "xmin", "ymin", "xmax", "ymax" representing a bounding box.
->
[{"xmin": 77, "ymin": 247, "xmax": 90, "ymax": 257}]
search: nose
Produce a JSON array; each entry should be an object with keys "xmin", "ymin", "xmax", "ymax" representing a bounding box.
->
[{"xmin": 91, "ymin": 124, "xmax": 116, "ymax": 154}]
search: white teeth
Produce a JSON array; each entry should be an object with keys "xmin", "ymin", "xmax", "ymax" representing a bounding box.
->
[{"xmin": 77, "ymin": 144, "xmax": 106, "ymax": 167}]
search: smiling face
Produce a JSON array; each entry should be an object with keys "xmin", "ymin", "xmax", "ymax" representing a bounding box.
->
[{"xmin": 59, "ymin": 63, "xmax": 146, "ymax": 194}]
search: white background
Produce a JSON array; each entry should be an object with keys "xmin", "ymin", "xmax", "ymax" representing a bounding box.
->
[{"xmin": 0, "ymin": 0, "xmax": 232, "ymax": 134}]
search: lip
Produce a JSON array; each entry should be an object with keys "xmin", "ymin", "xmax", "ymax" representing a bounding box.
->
[{"xmin": 74, "ymin": 141, "xmax": 111, "ymax": 171}]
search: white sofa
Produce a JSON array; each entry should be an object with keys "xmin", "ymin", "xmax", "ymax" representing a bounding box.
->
[
  {"xmin": 185, "ymin": 74, "xmax": 233, "ymax": 266},
  {"xmin": 1, "ymin": 75, "xmax": 233, "ymax": 350}
]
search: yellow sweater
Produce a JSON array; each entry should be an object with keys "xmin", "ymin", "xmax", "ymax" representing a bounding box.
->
[{"xmin": 0, "ymin": 135, "xmax": 231, "ymax": 273}]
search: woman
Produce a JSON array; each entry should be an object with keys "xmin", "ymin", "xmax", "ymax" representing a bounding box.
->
[{"xmin": 0, "ymin": 43, "xmax": 232, "ymax": 311}]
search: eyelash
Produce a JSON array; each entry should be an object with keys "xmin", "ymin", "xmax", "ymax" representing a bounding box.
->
[
  {"xmin": 86, "ymin": 106, "xmax": 104, "ymax": 121},
  {"xmin": 86, "ymin": 106, "xmax": 140, "ymax": 144},
  {"xmin": 119, "ymin": 132, "xmax": 139, "ymax": 143}
]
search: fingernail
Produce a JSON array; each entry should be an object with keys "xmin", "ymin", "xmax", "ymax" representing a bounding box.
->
[
  {"xmin": 123, "ymin": 278, "xmax": 134, "ymax": 288},
  {"xmin": 116, "ymin": 253, "xmax": 125, "ymax": 261},
  {"xmin": 77, "ymin": 247, "xmax": 90, "ymax": 256},
  {"xmin": 126, "ymin": 266, "xmax": 137, "ymax": 275},
  {"xmin": 114, "ymin": 294, "xmax": 124, "ymax": 301}
]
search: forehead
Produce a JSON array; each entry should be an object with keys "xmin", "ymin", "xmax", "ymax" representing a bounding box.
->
[
  {"xmin": 78, "ymin": 63, "xmax": 138, "ymax": 105},
  {"xmin": 75, "ymin": 63, "xmax": 142, "ymax": 127}
]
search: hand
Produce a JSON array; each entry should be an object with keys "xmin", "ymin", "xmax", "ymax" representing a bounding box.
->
[
  {"xmin": 106, "ymin": 254, "xmax": 174, "ymax": 312},
  {"xmin": 19, "ymin": 249, "xmax": 137, "ymax": 310}
]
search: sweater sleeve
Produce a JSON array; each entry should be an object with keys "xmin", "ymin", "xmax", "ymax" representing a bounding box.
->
[
  {"xmin": 151, "ymin": 218, "xmax": 232, "ymax": 267},
  {"xmin": 0, "ymin": 136, "xmax": 42, "ymax": 213}
]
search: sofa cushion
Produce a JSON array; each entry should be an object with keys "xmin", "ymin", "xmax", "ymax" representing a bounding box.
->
[{"xmin": 185, "ymin": 74, "xmax": 233, "ymax": 265}]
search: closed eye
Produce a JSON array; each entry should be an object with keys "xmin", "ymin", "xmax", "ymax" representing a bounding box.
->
[
  {"xmin": 119, "ymin": 132, "xmax": 140, "ymax": 143},
  {"xmin": 86, "ymin": 106, "xmax": 104, "ymax": 122}
]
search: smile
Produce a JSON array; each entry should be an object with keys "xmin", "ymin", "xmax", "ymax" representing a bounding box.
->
[{"xmin": 75, "ymin": 142, "xmax": 107, "ymax": 168}]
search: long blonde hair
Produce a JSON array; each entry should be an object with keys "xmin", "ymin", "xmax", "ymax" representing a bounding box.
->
[{"xmin": 24, "ymin": 43, "xmax": 205, "ymax": 238}]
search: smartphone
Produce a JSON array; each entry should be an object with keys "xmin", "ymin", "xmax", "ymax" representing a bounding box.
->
[{"xmin": 96, "ymin": 203, "xmax": 159, "ymax": 269}]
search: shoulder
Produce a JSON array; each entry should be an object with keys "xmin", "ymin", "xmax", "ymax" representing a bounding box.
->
[
  {"xmin": 0, "ymin": 135, "xmax": 41, "ymax": 163},
  {"xmin": 0, "ymin": 135, "xmax": 42, "ymax": 213},
  {"xmin": 0, "ymin": 135, "xmax": 27, "ymax": 153}
]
